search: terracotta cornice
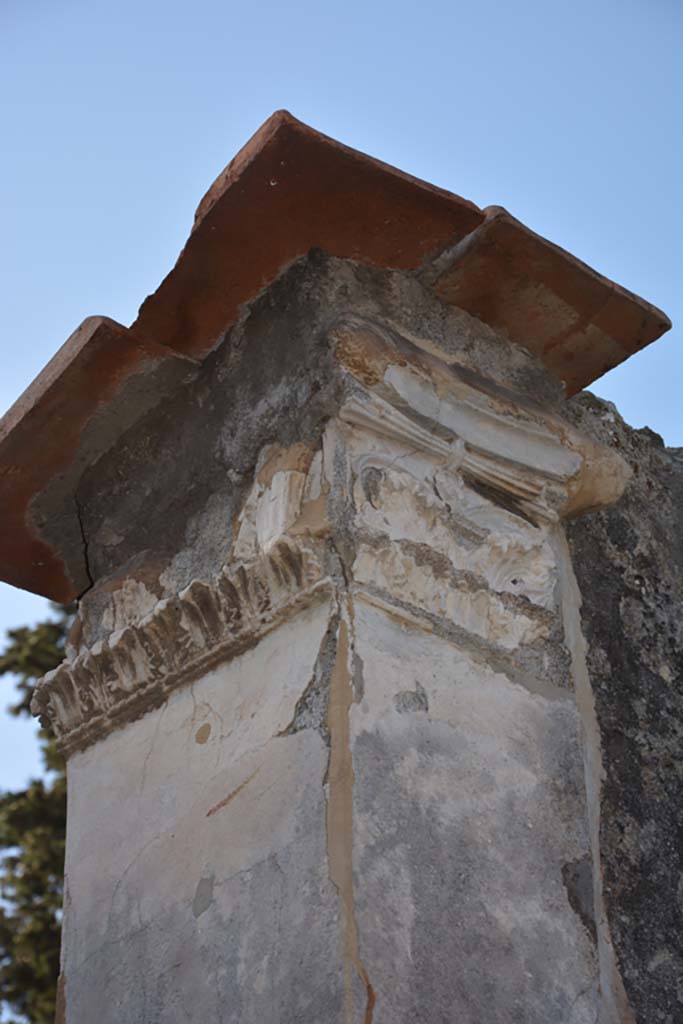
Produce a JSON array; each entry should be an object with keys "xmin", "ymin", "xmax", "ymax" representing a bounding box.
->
[{"xmin": 0, "ymin": 112, "xmax": 670, "ymax": 601}]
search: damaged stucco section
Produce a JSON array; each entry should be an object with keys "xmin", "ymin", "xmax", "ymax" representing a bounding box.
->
[{"xmin": 37, "ymin": 252, "xmax": 571, "ymax": 641}]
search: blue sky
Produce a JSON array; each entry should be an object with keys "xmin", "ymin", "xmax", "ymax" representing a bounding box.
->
[{"xmin": 1, "ymin": 0, "xmax": 681, "ymax": 787}]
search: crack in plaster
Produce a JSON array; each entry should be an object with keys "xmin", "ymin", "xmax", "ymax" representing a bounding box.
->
[
  {"xmin": 205, "ymin": 765, "xmax": 261, "ymax": 818},
  {"xmin": 138, "ymin": 700, "xmax": 169, "ymax": 795},
  {"xmin": 74, "ymin": 495, "xmax": 94, "ymax": 594}
]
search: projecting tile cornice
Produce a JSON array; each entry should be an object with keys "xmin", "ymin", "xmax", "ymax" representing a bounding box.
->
[
  {"xmin": 425, "ymin": 206, "xmax": 670, "ymax": 395},
  {"xmin": 0, "ymin": 110, "xmax": 670, "ymax": 601}
]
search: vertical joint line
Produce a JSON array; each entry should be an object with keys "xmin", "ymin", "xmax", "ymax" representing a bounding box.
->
[{"xmin": 326, "ymin": 577, "xmax": 375, "ymax": 1023}]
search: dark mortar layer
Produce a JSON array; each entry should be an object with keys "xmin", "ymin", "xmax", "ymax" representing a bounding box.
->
[{"xmin": 566, "ymin": 392, "xmax": 683, "ymax": 1023}]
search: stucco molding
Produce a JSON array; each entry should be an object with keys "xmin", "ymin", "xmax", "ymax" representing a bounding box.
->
[
  {"xmin": 31, "ymin": 539, "xmax": 331, "ymax": 756},
  {"xmin": 338, "ymin": 385, "xmax": 623, "ymax": 524}
]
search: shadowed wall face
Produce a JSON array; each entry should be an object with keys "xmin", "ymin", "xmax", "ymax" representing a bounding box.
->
[
  {"xmin": 567, "ymin": 397, "xmax": 683, "ymax": 1024},
  {"xmin": 30, "ymin": 258, "xmax": 651, "ymax": 1023}
]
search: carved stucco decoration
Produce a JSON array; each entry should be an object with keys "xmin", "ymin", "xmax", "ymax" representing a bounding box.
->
[
  {"xmin": 32, "ymin": 540, "xmax": 330, "ymax": 755},
  {"xmin": 331, "ymin": 317, "xmax": 631, "ymax": 522}
]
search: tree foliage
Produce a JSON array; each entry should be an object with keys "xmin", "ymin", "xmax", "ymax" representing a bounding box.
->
[{"xmin": 0, "ymin": 604, "xmax": 72, "ymax": 1024}]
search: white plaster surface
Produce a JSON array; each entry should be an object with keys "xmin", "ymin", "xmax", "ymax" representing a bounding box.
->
[
  {"xmin": 62, "ymin": 599, "xmax": 344, "ymax": 1023},
  {"xmin": 350, "ymin": 599, "xmax": 599, "ymax": 1023}
]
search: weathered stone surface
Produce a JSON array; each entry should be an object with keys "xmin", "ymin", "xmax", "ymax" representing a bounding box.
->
[{"xmin": 566, "ymin": 394, "xmax": 683, "ymax": 1024}]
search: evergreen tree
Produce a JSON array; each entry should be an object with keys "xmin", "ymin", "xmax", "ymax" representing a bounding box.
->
[{"xmin": 0, "ymin": 604, "xmax": 72, "ymax": 1024}]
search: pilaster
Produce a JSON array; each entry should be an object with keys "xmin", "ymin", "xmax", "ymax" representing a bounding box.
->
[{"xmin": 33, "ymin": 316, "xmax": 632, "ymax": 1022}]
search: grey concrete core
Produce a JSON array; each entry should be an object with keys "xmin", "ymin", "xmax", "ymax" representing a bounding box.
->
[{"xmin": 567, "ymin": 394, "xmax": 683, "ymax": 1024}]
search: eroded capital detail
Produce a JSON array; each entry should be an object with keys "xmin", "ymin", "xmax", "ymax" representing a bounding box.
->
[{"xmin": 33, "ymin": 318, "xmax": 630, "ymax": 760}]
